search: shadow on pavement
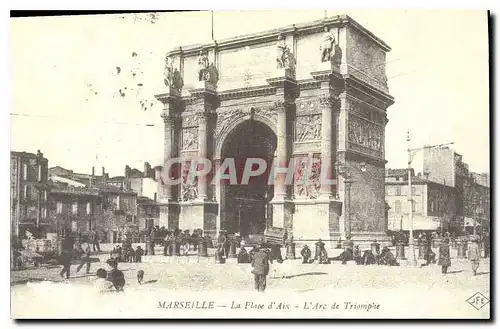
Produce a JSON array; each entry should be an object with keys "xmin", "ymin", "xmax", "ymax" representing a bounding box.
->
[
  {"xmin": 476, "ymin": 271, "xmax": 490, "ymax": 276},
  {"xmin": 281, "ymin": 272, "xmax": 328, "ymax": 279},
  {"xmin": 447, "ymin": 270, "xmax": 463, "ymax": 274},
  {"xmin": 143, "ymin": 280, "xmax": 158, "ymax": 284}
]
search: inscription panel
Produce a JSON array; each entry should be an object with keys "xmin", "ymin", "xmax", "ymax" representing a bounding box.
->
[{"xmin": 218, "ymin": 42, "xmax": 276, "ymax": 91}]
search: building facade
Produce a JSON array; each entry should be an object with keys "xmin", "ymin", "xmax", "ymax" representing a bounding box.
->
[
  {"xmin": 48, "ymin": 184, "xmax": 101, "ymax": 235},
  {"xmin": 10, "ymin": 150, "xmax": 50, "ymax": 239},
  {"xmin": 422, "ymin": 146, "xmax": 490, "ymax": 235},
  {"xmin": 155, "ymin": 15, "xmax": 394, "ymax": 245},
  {"xmin": 385, "ymin": 169, "xmax": 457, "ymax": 233}
]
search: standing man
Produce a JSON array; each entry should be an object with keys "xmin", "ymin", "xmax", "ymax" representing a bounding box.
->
[
  {"xmin": 76, "ymin": 244, "xmax": 92, "ymax": 275},
  {"xmin": 92, "ymin": 230, "xmax": 101, "ymax": 252},
  {"xmin": 438, "ymin": 238, "xmax": 451, "ymax": 275},
  {"xmin": 59, "ymin": 246, "xmax": 73, "ymax": 279},
  {"xmin": 468, "ymin": 235, "xmax": 481, "ymax": 276},
  {"xmin": 251, "ymin": 242, "xmax": 270, "ymax": 292}
]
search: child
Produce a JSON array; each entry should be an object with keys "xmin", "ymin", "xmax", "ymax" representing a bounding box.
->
[
  {"xmin": 106, "ymin": 258, "xmax": 125, "ymax": 292},
  {"xmin": 95, "ymin": 268, "xmax": 115, "ymax": 293}
]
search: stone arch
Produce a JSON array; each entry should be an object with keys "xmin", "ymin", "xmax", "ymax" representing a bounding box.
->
[{"xmin": 215, "ymin": 111, "xmax": 277, "ymax": 160}]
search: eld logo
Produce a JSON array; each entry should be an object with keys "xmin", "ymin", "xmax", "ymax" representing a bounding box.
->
[{"xmin": 466, "ymin": 292, "xmax": 489, "ymax": 310}]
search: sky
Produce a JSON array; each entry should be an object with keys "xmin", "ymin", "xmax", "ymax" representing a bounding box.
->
[{"xmin": 10, "ymin": 10, "xmax": 490, "ymax": 177}]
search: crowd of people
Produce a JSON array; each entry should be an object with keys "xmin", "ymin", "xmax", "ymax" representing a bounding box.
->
[{"xmin": 147, "ymin": 227, "xmax": 213, "ymax": 256}]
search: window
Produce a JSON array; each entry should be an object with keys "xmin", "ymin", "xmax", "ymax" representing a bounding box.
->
[
  {"xmin": 23, "ymin": 185, "xmax": 28, "ymax": 199},
  {"xmin": 412, "ymin": 201, "xmax": 416, "ymax": 213},
  {"xmin": 72, "ymin": 201, "xmax": 78, "ymax": 215},
  {"xmin": 86, "ymin": 202, "xmax": 91, "ymax": 215},
  {"xmin": 115, "ymin": 196, "xmax": 121, "ymax": 210},
  {"xmin": 394, "ymin": 200, "xmax": 401, "ymax": 213},
  {"xmin": 22, "ymin": 163, "xmax": 28, "ymax": 180},
  {"xmin": 43, "ymin": 190, "xmax": 47, "ymax": 201},
  {"xmin": 411, "ymin": 187, "xmax": 416, "ymax": 196},
  {"xmin": 38, "ymin": 165, "xmax": 42, "ymax": 181},
  {"xmin": 56, "ymin": 201, "xmax": 63, "ymax": 214},
  {"xmin": 430, "ymin": 202, "xmax": 435, "ymax": 213},
  {"xmin": 395, "ymin": 187, "xmax": 402, "ymax": 196},
  {"xmin": 41, "ymin": 206, "xmax": 47, "ymax": 219}
]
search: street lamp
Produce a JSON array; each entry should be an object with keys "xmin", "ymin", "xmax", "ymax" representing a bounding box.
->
[{"xmin": 335, "ymin": 160, "xmax": 366, "ymax": 244}]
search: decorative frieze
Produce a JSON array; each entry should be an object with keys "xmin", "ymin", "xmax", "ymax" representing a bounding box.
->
[
  {"xmin": 181, "ymin": 128, "xmax": 199, "ymax": 151},
  {"xmin": 182, "ymin": 113, "xmax": 199, "ymax": 128},
  {"xmin": 295, "ymin": 114, "xmax": 321, "ymax": 142},
  {"xmin": 349, "ymin": 101, "xmax": 385, "ymax": 126},
  {"xmin": 347, "ymin": 115, "xmax": 383, "ymax": 158}
]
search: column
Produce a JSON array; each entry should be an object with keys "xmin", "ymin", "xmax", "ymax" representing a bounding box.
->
[
  {"xmin": 161, "ymin": 112, "xmax": 175, "ymax": 201},
  {"xmin": 154, "ymin": 91, "xmax": 182, "ymax": 230},
  {"xmin": 197, "ymin": 111, "xmax": 209, "ymax": 200},
  {"xmin": 274, "ymin": 100, "xmax": 289, "ymax": 200},
  {"xmin": 319, "ymin": 95, "xmax": 335, "ymax": 198}
]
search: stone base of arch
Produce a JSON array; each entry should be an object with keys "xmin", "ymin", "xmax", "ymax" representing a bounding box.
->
[{"xmin": 178, "ymin": 200, "xmax": 219, "ymax": 237}]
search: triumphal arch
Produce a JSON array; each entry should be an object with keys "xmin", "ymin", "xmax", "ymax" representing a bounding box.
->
[{"xmin": 155, "ymin": 15, "xmax": 394, "ymax": 245}]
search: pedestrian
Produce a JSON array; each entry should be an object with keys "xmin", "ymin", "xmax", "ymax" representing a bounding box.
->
[
  {"xmin": 135, "ymin": 246, "xmax": 144, "ymax": 263},
  {"xmin": 237, "ymin": 247, "xmax": 250, "ymax": 264},
  {"xmin": 438, "ymin": 238, "xmax": 451, "ymax": 274},
  {"xmin": 468, "ymin": 235, "xmax": 481, "ymax": 276},
  {"xmin": 59, "ymin": 249, "xmax": 72, "ymax": 279},
  {"xmin": 92, "ymin": 230, "xmax": 101, "ymax": 252},
  {"xmin": 251, "ymin": 242, "xmax": 270, "ymax": 292},
  {"xmin": 95, "ymin": 268, "xmax": 114, "ymax": 293},
  {"xmin": 76, "ymin": 244, "xmax": 92, "ymax": 275},
  {"xmin": 106, "ymin": 258, "xmax": 125, "ymax": 291},
  {"xmin": 483, "ymin": 232, "xmax": 490, "ymax": 258},
  {"xmin": 315, "ymin": 239, "xmax": 326, "ymax": 260},
  {"xmin": 300, "ymin": 245, "xmax": 312, "ymax": 264},
  {"xmin": 353, "ymin": 245, "xmax": 362, "ymax": 265}
]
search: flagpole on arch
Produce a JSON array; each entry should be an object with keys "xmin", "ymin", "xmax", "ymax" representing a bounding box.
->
[{"xmin": 211, "ymin": 10, "xmax": 214, "ymax": 41}]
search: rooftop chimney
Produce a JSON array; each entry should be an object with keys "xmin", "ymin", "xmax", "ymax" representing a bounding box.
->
[
  {"xmin": 144, "ymin": 162, "xmax": 151, "ymax": 178},
  {"xmin": 125, "ymin": 165, "xmax": 131, "ymax": 179},
  {"xmin": 102, "ymin": 167, "xmax": 106, "ymax": 184},
  {"xmin": 155, "ymin": 166, "xmax": 162, "ymax": 181},
  {"xmin": 90, "ymin": 166, "xmax": 96, "ymax": 187},
  {"xmin": 37, "ymin": 150, "xmax": 43, "ymax": 158}
]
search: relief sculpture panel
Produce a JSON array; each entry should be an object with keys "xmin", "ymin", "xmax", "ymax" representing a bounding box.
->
[
  {"xmin": 182, "ymin": 128, "xmax": 199, "ymax": 151},
  {"xmin": 181, "ymin": 160, "xmax": 198, "ymax": 201},
  {"xmin": 294, "ymin": 155, "xmax": 321, "ymax": 199},
  {"xmin": 295, "ymin": 114, "xmax": 321, "ymax": 142},
  {"xmin": 348, "ymin": 115, "xmax": 384, "ymax": 158}
]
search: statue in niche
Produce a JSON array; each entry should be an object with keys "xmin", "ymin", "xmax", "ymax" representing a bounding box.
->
[
  {"xmin": 276, "ymin": 35, "xmax": 295, "ymax": 72},
  {"xmin": 163, "ymin": 56, "xmax": 183, "ymax": 91},
  {"xmin": 320, "ymin": 26, "xmax": 336, "ymax": 63},
  {"xmin": 197, "ymin": 49, "xmax": 219, "ymax": 88}
]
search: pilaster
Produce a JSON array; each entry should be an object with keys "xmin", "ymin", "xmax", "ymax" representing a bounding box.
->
[
  {"xmin": 155, "ymin": 88, "xmax": 183, "ymax": 230},
  {"xmin": 266, "ymin": 69, "xmax": 298, "ymax": 234}
]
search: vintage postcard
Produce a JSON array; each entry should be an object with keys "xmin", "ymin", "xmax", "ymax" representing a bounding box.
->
[{"xmin": 10, "ymin": 10, "xmax": 490, "ymax": 319}]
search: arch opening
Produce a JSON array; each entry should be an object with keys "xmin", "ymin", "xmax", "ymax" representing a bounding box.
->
[{"xmin": 220, "ymin": 119, "xmax": 277, "ymax": 239}]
